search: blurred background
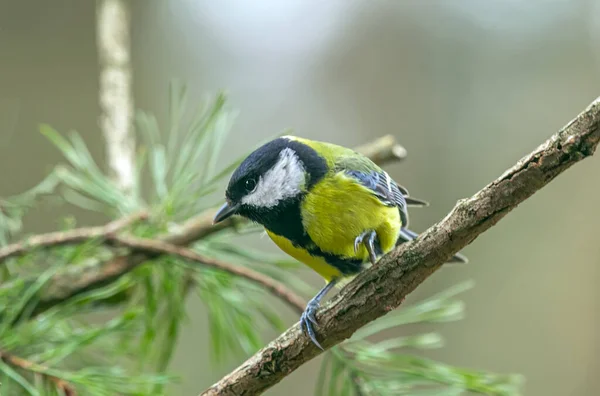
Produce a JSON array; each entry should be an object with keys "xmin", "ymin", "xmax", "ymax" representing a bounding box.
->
[{"xmin": 1, "ymin": 0, "xmax": 600, "ymax": 395}]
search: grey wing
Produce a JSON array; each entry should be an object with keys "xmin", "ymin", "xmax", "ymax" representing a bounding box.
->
[{"xmin": 345, "ymin": 170, "xmax": 411, "ymax": 227}]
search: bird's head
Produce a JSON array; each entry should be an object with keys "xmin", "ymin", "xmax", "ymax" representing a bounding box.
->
[{"xmin": 213, "ymin": 136, "xmax": 327, "ymax": 225}]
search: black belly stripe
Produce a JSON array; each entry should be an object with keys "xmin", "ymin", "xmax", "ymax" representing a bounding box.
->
[
  {"xmin": 306, "ymin": 246, "xmax": 365, "ymax": 275},
  {"xmin": 241, "ymin": 196, "xmax": 365, "ymax": 276}
]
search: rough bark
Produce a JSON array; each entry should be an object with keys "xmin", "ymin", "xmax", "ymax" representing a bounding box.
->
[{"xmin": 201, "ymin": 96, "xmax": 600, "ymax": 395}]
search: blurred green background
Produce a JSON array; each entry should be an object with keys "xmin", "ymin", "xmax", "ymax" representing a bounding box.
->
[{"xmin": 1, "ymin": 1, "xmax": 599, "ymax": 395}]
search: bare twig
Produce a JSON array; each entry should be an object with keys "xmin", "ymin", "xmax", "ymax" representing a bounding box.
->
[
  {"xmin": 110, "ymin": 235, "xmax": 305, "ymax": 313},
  {"xmin": 165, "ymin": 208, "xmax": 246, "ymax": 246},
  {"xmin": 96, "ymin": 0, "xmax": 135, "ymax": 194},
  {"xmin": 0, "ymin": 211, "xmax": 147, "ymax": 263},
  {"xmin": 0, "ymin": 211, "xmax": 305, "ymax": 316},
  {"xmin": 15, "ymin": 137, "xmax": 404, "ymax": 318},
  {"xmin": 201, "ymin": 96, "xmax": 600, "ymax": 395},
  {"xmin": 0, "ymin": 350, "xmax": 77, "ymax": 396},
  {"xmin": 354, "ymin": 134, "xmax": 407, "ymax": 165},
  {"xmin": 0, "ymin": 210, "xmax": 304, "ymax": 313}
]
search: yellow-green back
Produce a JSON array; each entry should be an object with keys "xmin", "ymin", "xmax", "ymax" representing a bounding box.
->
[{"xmin": 284, "ymin": 136, "xmax": 383, "ymax": 176}]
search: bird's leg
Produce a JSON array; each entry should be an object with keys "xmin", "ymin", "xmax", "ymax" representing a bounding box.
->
[
  {"xmin": 301, "ymin": 278, "xmax": 338, "ymax": 350},
  {"xmin": 354, "ymin": 230, "xmax": 379, "ymax": 265}
]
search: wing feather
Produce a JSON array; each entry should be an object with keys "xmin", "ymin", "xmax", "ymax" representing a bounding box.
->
[
  {"xmin": 333, "ymin": 153, "xmax": 427, "ymax": 227},
  {"xmin": 344, "ymin": 169, "xmax": 410, "ymax": 226}
]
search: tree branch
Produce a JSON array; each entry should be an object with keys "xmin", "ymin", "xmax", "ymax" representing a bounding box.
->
[
  {"xmin": 353, "ymin": 134, "xmax": 407, "ymax": 165},
  {"xmin": 201, "ymin": 96, "xmax": 600, "ymax": 395},
  {"xmin": 8, "ymin": 137, "xmax": 403, "ymax": 318},
  {"xmin": 164, "ymin": 208, "xmax": 247, "ymax": 247},
  {"xmin": 0, "ymin": 211, "xmax": 147, "ymax": 263},
  {"xmin": 96, "ymin": 0, "xmax": 135, "ymax": 194},
  {"xmin": 0, "ymin": 349, "xmax": 77, "ymax": 396},
  {"xmin": 0, "ymin": 211, "xmax": 306, "ymax": 313},
  {"xmin": 109, "ymin": 234, "xmax": 305, "ymax": 314}
]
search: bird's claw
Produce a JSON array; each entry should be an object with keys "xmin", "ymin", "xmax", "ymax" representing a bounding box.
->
[
  {"xmin": 301, "ymin": 301, "xmax": 323, "ymax": 350},
  {"xmin": 354, "ymin": 230, "xmax": 379, "ymax": 265},
  {"xmin": 353, "ymin": 235, "xmax": 362, "ymax": 254}
]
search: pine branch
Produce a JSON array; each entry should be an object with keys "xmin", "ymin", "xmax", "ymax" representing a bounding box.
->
[
  {"xmin": 201, "ymin": 96, "xmax": 600, "ymax": 395},
  {"xmin": 2, "ymin": 137, "xmax": 403, "ymax": 320},
  {"xmin": 107, "ymin": 235, "xmax": 306, "ymax": 314},
  {"xmin": 0, "ymin": 349, "xmax": 77, "ymax": 396},
  {"xmin": 163, "ymin": 206, "xmax": 246, "ymax": 247},
  {"xmin": 0, "ymin": 211, "xmax": 147, "ymax": 263},
  {"xmin": 0, "ymin": 210, "xmax": 305, "ymax": 314}
]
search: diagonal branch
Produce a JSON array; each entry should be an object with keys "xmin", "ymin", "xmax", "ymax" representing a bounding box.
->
[{"xmin": 201, "ymin": 95, "xmax": 600, "ymax": 395}]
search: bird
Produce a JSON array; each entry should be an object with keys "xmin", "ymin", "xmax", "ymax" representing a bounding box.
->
[{"xmin": 213, "ymin": 136, "xmax": 467, "ymax": 349}]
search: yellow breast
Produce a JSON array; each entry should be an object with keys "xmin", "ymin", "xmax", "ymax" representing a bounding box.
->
[{"xmin": 301, "ymin": 172, "xmax": 401, "ymax": 261}]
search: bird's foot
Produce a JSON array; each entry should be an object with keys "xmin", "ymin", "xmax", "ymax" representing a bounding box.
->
[
  {"xmin": 354, "ymin": 230, "xmax": 379, "ymax": 265},
  {"xmin": 300, "ymin": 280, "xmax": 337, "ymax": 350},
  {"xmin": 301, "ymin": 300, "xmax": 323, "ymax": 350}
]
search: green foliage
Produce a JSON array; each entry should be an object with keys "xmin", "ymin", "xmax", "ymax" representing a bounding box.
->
[
  {"xmin": 0, "ymin": 173, "xmax": 60, "ymax": 246},
  {"xmin": 318, "ymin": 281, "xmax": 524, "ymax": 396},
  {"xmin": 0, "ymin": 266, "xmax": 171, "ymax": 395},
  {"xmin": 197, "ymin": 238, "xmax": 315, "ymax": 297},
  {"xmin": 0, "ymin": 81, "xmax": 290, "ymax": 394},
  {"xmin": 40, "ymin": 125, "xmax": 141, "ymax": 216},
  {"xmin": 0, "ymin": 81, "xmax": 523, "ymax": 395}
]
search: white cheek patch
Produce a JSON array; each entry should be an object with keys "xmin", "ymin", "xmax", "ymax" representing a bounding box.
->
[{"xmin": 241, "ymin": 148, "xmax": 305, "ymax": 208}]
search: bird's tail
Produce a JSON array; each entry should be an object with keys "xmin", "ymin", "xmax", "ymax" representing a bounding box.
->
[
  {"xmin": 397, "ymin": 228, "xmax": 468, "ymax": 264},
  {"xmin": 405, "ymin": 196, "xmax": 429, "ymax": 207}
]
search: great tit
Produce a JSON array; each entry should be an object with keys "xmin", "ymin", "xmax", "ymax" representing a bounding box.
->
[{"xmin": 213, "ymin": 136, "xmax": 467, "ymax": 349}]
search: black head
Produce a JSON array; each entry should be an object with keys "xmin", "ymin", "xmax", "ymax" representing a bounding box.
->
[{"xmin": 213, "ymin": 137, "xmax": 327, "ymax": 224}]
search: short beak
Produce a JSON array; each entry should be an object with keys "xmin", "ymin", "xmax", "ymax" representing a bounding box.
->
[{"xmin": 213, "ymin": 201, "xmax": 239, "ymax": 224}]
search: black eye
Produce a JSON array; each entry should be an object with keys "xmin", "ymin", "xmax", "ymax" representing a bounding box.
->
[{"xmin": 244, "ymin": 178, "xmax": 257, "ymax": 192}]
